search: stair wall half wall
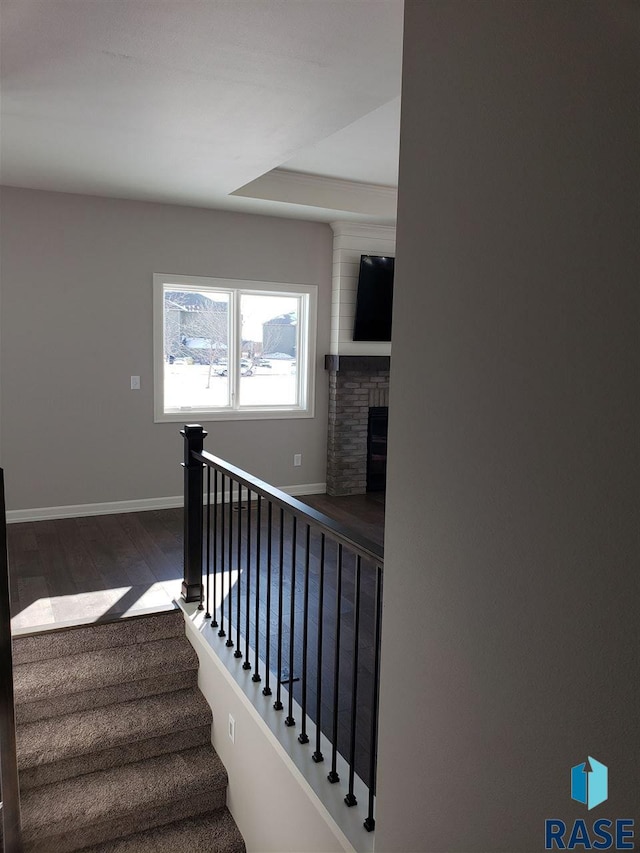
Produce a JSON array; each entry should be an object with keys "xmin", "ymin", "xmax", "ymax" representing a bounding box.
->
[{"xmin": 180, "ymin": 602, "xmax": 367, "ymax": 853}]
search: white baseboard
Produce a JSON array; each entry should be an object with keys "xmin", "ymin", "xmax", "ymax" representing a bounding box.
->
[
  {"xmin": 6, "ymin": 495, "xmax": 183, "ymax": 523},
  {"xmin": 6, "ymin": 483, "xmax": 327, "ymax": 524},
  {"xmin": 279, "ymin": 482, "xmax": 326, "ymax": 498}
]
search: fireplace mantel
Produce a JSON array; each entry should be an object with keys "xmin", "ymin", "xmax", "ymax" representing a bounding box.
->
[{"xmin": 324, "ymin": 354, "xmax": 391, "ymax": 373}]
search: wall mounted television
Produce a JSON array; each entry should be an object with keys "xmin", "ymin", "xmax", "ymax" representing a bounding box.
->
[{"xmin": 353, "ymin": 254, "xmax": 394, "ymax": 342}]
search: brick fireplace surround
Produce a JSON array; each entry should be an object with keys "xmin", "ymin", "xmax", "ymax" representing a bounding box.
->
[{"xmin": 325, "ymin": 355, "xmax": 390, "ymax": 496}]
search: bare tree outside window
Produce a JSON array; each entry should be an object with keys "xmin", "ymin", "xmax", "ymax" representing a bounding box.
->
[{"xmin": 164, "ymin": 291, "xmax": 229, "ymax": 388}]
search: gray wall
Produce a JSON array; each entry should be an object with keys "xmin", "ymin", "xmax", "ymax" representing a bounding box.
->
[
  {"xmin": 377, "ymin": 3, "xmax": 639, "ymax": 851},
  {"xmin": 0, "ymin": 188, "xmax": 332, "ymax": 510}
]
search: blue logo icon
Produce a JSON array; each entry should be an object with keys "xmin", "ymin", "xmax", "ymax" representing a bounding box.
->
[
  {"xmin": 546, "ymin": 759, "xmax": 633, "ymax": 849},
  {"xmin": 571, "ymin": 757, "xmax": 608, "ymax": 810}
]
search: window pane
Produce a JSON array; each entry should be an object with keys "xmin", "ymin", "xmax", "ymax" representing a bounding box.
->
[
  {"xmin": 239, "ymin": 294, "xmax": 299, "ymax": 407},
  {"xmin": 163, "ymin": 288, "xmax": 231, "ymax": 410}
]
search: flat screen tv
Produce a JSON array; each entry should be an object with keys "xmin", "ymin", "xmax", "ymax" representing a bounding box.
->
[{"xmin": 353, "ymin": 254, "xmax": 394, "ymax": 342}]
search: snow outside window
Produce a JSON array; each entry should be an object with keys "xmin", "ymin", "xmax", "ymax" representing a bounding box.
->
[{"xmin": 153, "ymin": 274, "xmax": 317, "ymax": 422}]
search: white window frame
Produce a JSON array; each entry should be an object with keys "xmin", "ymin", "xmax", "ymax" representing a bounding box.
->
[{"xmin": 153, "ymin": 273, "xmax": 317, "ymax": 422}]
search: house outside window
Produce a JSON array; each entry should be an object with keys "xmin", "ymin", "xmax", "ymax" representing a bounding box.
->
[{"xmin": 153, "ymin": 274, "xmax": 317, "ymax": 422}]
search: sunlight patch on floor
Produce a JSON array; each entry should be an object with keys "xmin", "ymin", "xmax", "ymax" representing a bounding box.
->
[{"xmin": 10, "ymin": 583, "xmax": 181, "ymax": 634}]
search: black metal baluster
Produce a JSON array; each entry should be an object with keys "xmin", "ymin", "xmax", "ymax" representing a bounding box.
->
[
  {"xmin": 274, "ymin": 507, "xmax": 285, "ymax": 711},
  {"xmin": 226, "ymin": 477, "xmax": 234, "ymax": 647},
  {"xmin": 345, "ymin": 555, "xmax": 362, "ymax": 806},
  {"xmin": 298, "ymin": 524, "xmax": 311, "ymax": 743},
  {"xmin": 218, "ymin": 474, "xmax": 226, "ymax": 638},
  {"xmin": 312, "ymin": 533, "xmax": 326, "ymax": 763},
  {"xmin": 243, "ymin": 489, "xmax": 252, "ymax": 670},
  {"xmin": 364, "ymin": 564, "xmax": 384, "ymax": 832},
  {"xmin": 234, "ymin": 483, "xmax": 242, "ymax": 657},
  {"xmin": 262, "ymin": 502, "xmax": 273, "ymax": 696},
  {"xmin": 252, "ymin": 495, "xmax": 262, "ymax": 682},
  {"xmin": 233, "ymin": 483, "xmax": 242, "ymax": 658},
  {"xmin": 211, "ymin": 469, "xmax": 218, "ymax": 628},
  {"xmin": 328, "ymin": 544, "xmax": 343, "ymax": 783},
  {"xmin": 204, "ymin": 467, "xmax": 211, "ymax": 619},
  {"xmin": 285, "ymin": 516, "xmax": 297, "ymax": 727}
]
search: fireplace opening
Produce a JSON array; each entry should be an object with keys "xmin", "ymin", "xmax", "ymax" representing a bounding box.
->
[{"xmin": 367, "ymin": 407, "xmax": 389, "ymax": 492}]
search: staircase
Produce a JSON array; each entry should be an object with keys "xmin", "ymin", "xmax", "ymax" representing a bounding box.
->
[{"xmin": 11, "ymin": 609, "xmax": 245, "ymax": 853}]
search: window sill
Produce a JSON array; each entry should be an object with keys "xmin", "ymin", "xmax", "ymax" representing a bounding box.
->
[{"xmin": 155, "ymin": 407, "xmax": 315, "ymax": 424}]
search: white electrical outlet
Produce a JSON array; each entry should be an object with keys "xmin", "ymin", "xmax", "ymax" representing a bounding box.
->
[
  {"xmin": 293, "ymin": 453, "xmax": 302, "ymax": 467},
  {"xmin": 228, "ymin": 714, "xmax": 235, "ymax": 743},
  {"xmin": 130, "ymin": 375, "xmax": 141, "ymax": 390}
]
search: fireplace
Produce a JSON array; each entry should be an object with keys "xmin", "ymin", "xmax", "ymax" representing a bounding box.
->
[
  {"xmin": 367, "ymin": 407, "xmax": 389, "ymax": 492},
  {"xmin": 325, "ymin": 355, "xmax": 390, "ymax": 496}
]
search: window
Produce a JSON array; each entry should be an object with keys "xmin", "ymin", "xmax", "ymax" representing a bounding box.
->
[{"xmin": 153, "ymin": 274, "xmax": 317, "ymax": 422}]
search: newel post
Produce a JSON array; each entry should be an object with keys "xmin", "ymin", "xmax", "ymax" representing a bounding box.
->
[{"xmin": 181, "ymin": 424, "xmax": 207, "ymax": 604}]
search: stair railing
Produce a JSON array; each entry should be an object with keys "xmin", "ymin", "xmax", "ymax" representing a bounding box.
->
[
  {"xmin": 0, "ymin": 469, "xmax": 23, "ymax": 853},
  {"xmin": 181, "ymin": 424, "xmax": 384, "ymax": 832}
]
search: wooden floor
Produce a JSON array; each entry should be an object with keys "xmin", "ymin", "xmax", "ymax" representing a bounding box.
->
[
  {"xmin": 7, "ymin": 491, "xmax": 385, "ymax": 784},
  {"xmin": 8, "ymin": 510, "xmax": 185, "ymax": 633},
  {"xmin": 7, "ymin": 492, "xmax": 383, "ymax": 633}
]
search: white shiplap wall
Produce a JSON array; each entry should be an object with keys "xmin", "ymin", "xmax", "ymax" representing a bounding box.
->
[{"xmin": 330, "ymin": 221, "xmax": 396, "ymax": 355}]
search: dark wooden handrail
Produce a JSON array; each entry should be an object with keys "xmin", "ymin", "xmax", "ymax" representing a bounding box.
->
[
  {"xmin": 192, "ymin": 449, "xmax": 384, "ymax": 566},
  {"xmin": 0, "ymin": 469, "xmax": 23, "ymax": 852}
]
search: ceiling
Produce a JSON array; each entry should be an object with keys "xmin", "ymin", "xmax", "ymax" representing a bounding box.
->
[{"xmin": 0, "ymin": 0, "xmax": 403, "ymax": 224}]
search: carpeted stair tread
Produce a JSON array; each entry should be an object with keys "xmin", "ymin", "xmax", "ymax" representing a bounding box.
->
[
  {"xmin": 18, "ymin": 687, "xmax": 211, "ymax": 769},
  {"xmin": 12, "ymin": 610, "xmax": 184, "ymax": 666},
  {"xmin": 20, "ymin": 724, "xmax": 212, "ymax": 791},
  {"xmin": 24, "ymin": 791, "xmax": 226, "ymax": 853},
  {"xmin": 78, "ymin": 808, "xmax": 246, "ymax": 853},
  {"xmin": 15, "ymin": 668, "xmax": 197, "ymax": 724},
  {"xmin": 17, "ymin": 688, "xmax": 212, "ymax": 788},
  {"xmin": 14, "ymin": 635, "xmax": 197, "ymax": 705},
  {"xmin": 21, "ymin": 744, "xmax": 228, "ymax": 848}
]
